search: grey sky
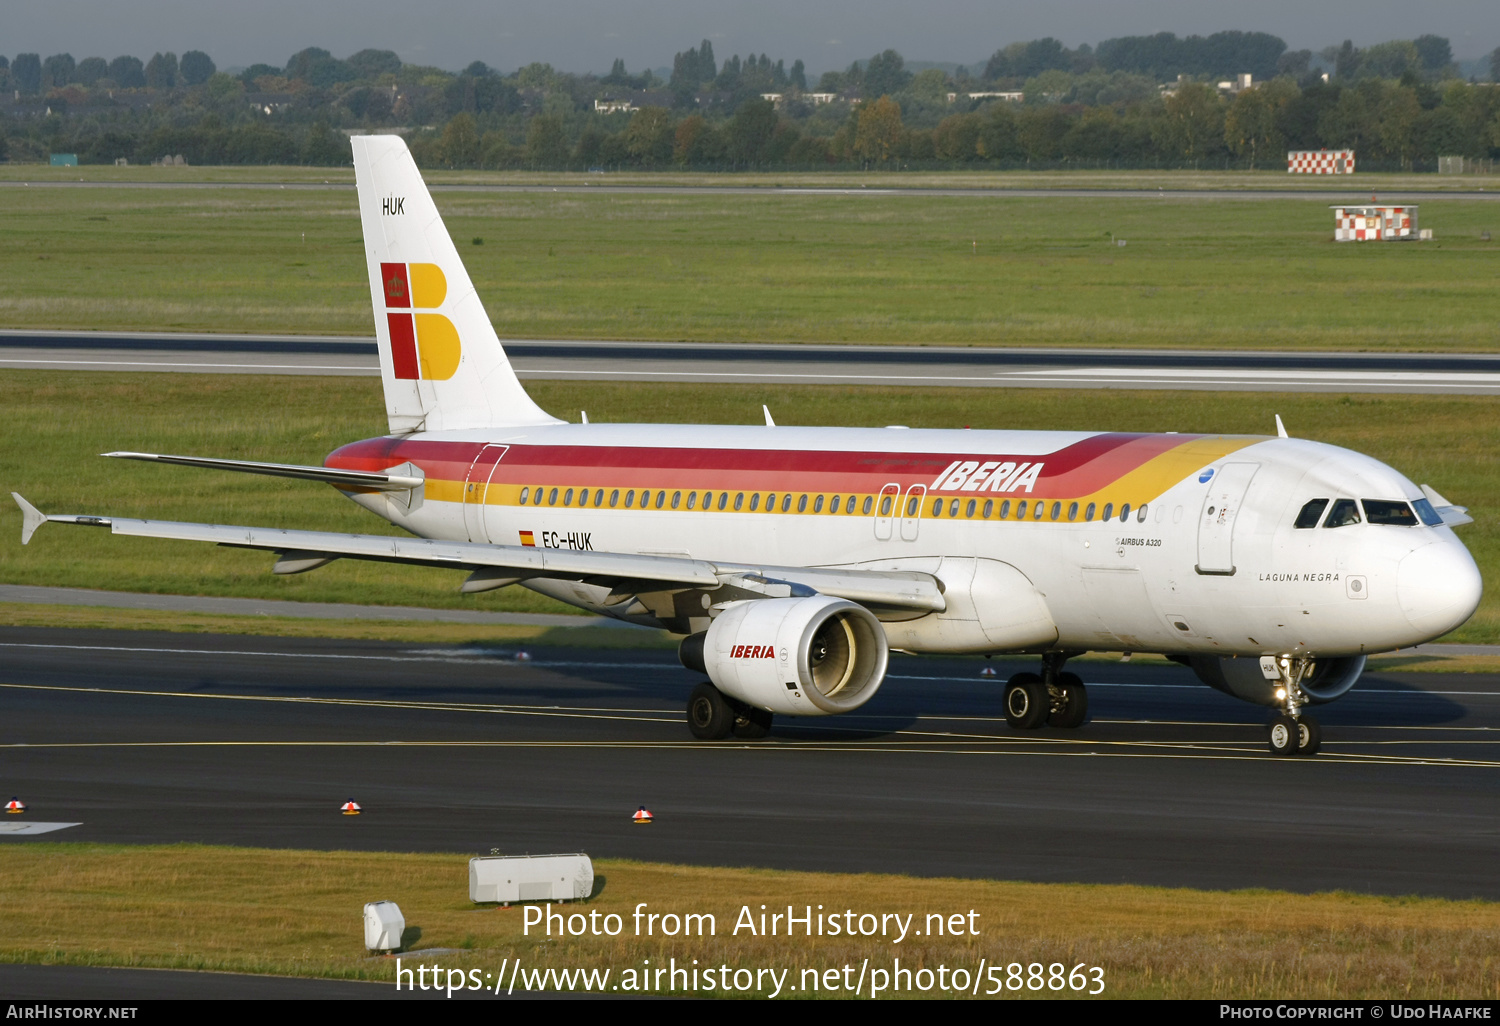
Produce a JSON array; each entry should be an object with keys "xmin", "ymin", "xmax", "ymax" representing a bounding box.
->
[{"xmin": 10, "ymin": 1, "xmax": 1500, "ymax": 75}]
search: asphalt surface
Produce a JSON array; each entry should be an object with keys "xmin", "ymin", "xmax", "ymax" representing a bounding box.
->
[
  {"xmin": 2, "ymin": 627, "xmax": 1497, "ymax": 901},
  {"xmin": 5, "ymin": 331, "xmax": 1500, "ymax": 394}
]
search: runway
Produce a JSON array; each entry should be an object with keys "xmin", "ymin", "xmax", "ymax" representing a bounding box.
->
[
  {"xmin": 3, "ymin": 627, "xmax": 1497, "ymax": 899},
  {"xmin": 5, "ymin": 331, "xmax": 1500, "ymax": 394}
]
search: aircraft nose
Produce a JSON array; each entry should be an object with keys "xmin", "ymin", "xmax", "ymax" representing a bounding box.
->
[{"xmin": 1396, "ymin": 539, "xmax": 1483, "ymax": 640}]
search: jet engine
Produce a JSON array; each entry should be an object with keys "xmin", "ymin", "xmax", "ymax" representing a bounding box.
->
[
  {"xmin": 680, "ymin": 596, "xmax": 888, "ymax": 716},
  {"xmin": 1182, "ymin": 654, "xmax": 1367, "ymax": 707}
]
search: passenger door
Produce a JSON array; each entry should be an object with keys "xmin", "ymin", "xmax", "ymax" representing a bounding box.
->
[
  {"xmin": 900, "ymin": 484, "xmax": 927, "ymax": 542},
  {"xmin": 1196, "ymin": 462, "xmax": 1258, "ymax": 575},
  {"xmin": 462, "ymin": 444, "xmax": 509, "ymax": 543},
  {"xmin": 874, "ymin": 483, "xmax": 900, "ymax": 541}
]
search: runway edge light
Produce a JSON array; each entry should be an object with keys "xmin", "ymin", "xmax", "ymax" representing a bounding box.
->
[
  {"xmin": 5, "ymin": 797, "xmax": 25, "ymax": 814},
  {"xmin": 341, "ymin": 800, "xmax": 362, "ymax": 816},
  {"xmin": 633, "ymin": 806, "xmax": 653, "ymax": 824}
]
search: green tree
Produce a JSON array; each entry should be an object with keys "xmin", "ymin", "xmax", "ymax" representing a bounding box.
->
[
  {"xmin": 625, "ymin": 106, "xmax": 674, "ymax": 166},
  {"xmin": 74, "ymin": 57, "xmax": 108, "ymax": 86},
  {"xmin": 346, "ymin": 49, "xmax": 400, "ymax": 80},
  {"xmin": 933, "ymin": 112, "xmax": 981, "ymax": 160},
  {"xmin": 525, "ymin": 114, "xmax": 568, "ymax": 167},
  {"xmin": 440, "ymin": 113, "xmax": 480, "ymax": 166},
  {"xmin": 853, "ymin": 95, "xmax": 905, "ymax": 162},
  {"xmin": 41, "ymin": 53, "xmax": 75, "ymax": 89},
  {"xmin": 725, "ymin": 97, "xmax": 778, "ymax": 165},
  {"xmin": 1378, "ymin": 86, "xmax": 1422, "ymax": 167},
  {"xmin": 1224, "ymin": 85, "xmax": 1279, "ymax": 167},
  {"xmin": 1317, "ymin": 87, "xmax": 1373, "ymax": 149},
  {"xmin": 179, "ymin": 50, "xmax": 216, "ymax": 86},
  {"xmin": 144, "ymin": 52, "xmax": 177, "ymax": 89},
  {"xmin": 1156, "ymin": 82, "xmax": 1224, "ymax": 162},
  {"xmin": 108, "ymin": 55, "xmax": 146, "ymax": 88},
  {"xmin": 863, "ymin": 50, "xmax": 910, "ymax": 98}
]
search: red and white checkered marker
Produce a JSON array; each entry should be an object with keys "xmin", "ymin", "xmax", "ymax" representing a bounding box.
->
[
  {"xmin": 4, "ymin": 797, "xmax": 25, "ymax": 814},
  {"xmin": 633, "ymin": 806, "xmax": 653, "ymax": 824},
  {"xmin": 340, "ymin": 800, "xmax": 362, "ymax": 816}
]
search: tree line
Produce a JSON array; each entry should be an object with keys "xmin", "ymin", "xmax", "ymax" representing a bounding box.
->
[{"xmin": 3, "ymin": 36, "xmax": 1499, "ymax": 170}]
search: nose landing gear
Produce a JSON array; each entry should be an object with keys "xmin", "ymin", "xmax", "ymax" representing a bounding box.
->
[
  {"xmin": 1003, "ymin": 653, "xmax": 1088, "ymax": 731},
  {"xmin": 1265, "ymin": 656, "xmax": 1321, "ymax": 757}
]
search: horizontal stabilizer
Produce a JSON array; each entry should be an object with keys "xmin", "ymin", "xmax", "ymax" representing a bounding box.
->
[
  {"xmin": 10, "ymin": 493, "xmax": 47, "ymax": 545},
  {"xmin": 103, "ymin": 451, "xmax": 424, "ymax": 491}
]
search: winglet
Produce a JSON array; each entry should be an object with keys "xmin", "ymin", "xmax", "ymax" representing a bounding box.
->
[
  {"xmin": 1421, "ymin": 483, "xmax": 1453, "ymax": 508},
  {"xmin": 11, "ymin": 493, "xmax": 46, "ymax": 545},
  {"xmin": 1274, "ymin": 414, "xmax": 1288, "ymax": 439},
  {"xmin": 763, "ymin": 405, "xmax": 776, "ymax": 428}
]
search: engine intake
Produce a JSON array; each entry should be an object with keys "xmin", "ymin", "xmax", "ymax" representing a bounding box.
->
[
  {"xmin": 692, "ymin": 596, "xmax": 888, "ymax": 716},
  {"xmin": 1183, "ymin": 654, "xmax": 1366, "ymax": 707}
]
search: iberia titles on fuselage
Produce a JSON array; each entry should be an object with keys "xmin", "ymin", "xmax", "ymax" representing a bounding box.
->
[{"xmin": 15, "ymin": 134, "xmax": 1480, "ymax": 753}]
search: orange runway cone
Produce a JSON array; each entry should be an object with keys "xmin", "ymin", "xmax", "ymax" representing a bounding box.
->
[
  {"xmin": 340, "ymin": 800, "xmax": 362, "ymax": 816},
  {"xmin": 632, "ymin": 806, "xmax": 653, "ymax": 824},
  {"xmin": 980, "ymin": 666, "xmax": 997, "ymax": 677},
  {"xmin": 4, "ymin": 797, "xmax": 25, "ymax": 814}
]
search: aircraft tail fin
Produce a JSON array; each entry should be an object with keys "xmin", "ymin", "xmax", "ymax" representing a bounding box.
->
[{"xmin": 351, "ymin": 135, "xmax": 561, "ymax": 434}]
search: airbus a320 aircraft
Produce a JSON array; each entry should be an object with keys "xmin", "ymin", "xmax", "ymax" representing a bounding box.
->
[{"xmin": 12, "ymin": 136, "xmax": 1482, "ymax": 755}]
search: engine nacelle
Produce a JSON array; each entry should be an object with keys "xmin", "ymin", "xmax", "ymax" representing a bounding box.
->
[
  {"xmin": 693, "ymin": 596, "xmax": 888, "ymax": 717},
  {"xmin": 1183, "ymin": 654, "xmax": 1367, "ymax": 707}
]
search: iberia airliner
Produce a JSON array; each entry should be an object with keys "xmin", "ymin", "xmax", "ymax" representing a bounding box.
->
[{"xmin": 12, "ymin": 136, "xmax": 1482, "ymax": 756}]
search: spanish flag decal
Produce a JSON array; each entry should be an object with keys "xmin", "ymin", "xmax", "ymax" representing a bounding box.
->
[
  {"xmin": 519, "ymin": 530, "xmax": 536, "ymax": 547},
  {"xmin": 380, "ymin": 263, "xmax": 460, "ymax": 380}
]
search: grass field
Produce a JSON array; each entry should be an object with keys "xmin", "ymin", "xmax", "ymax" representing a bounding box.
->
[
  {"xmin": 2, "ymin": 179, "xmax": 1498, "ymax": 349},
  {"xmin": 2, "ymin": 844, "xmax": 1495, "ymax": 998},
  {"xmin": 1, "ymin": 371, "xmax": 1496, "ymax": 642}
]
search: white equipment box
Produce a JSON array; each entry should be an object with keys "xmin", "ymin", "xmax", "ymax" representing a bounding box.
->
[
  {"xmin": 470, "ymin": 853, "xmax": 594, "ymax": 904},
  {"xmin": 363, "ymin": 900, "xmax": 405, "ymax": 952}
]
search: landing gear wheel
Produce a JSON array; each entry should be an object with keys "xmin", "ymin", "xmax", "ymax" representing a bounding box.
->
[
  {"xmin": 1296, "ymin": 715, "xmax": 1321, "ymax": 756},
  {"xmin": 1048, "ymin": 672, "xmax": 1088, "ymax": 729},
  {"xmin": 687, "ymin": 682, "xmax": 734, "ymax": 740},
  {"xmin": 1004, "ymin": 673, "xmax": 1049, "ymax": 730},
  {"xmin": 1267, "ymin": 714, "xmax": 1300, "ymax": 756},
  {"xmin": 731, "ymin": 707, "xmax": 773, "ymax": 740}
]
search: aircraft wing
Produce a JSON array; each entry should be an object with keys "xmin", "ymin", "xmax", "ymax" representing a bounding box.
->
[{"xmin": 10, "ymin": 494, "xmax": 945, "ymax": 613}]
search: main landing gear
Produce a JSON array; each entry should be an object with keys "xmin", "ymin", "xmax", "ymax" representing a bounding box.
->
[
  {"xmin": 1265, "ymin": 655, "xmax": 1321, "ymax": 757},
  {"xmin": 687, "ymin": 681, "xmax": 773, "ymax": 741},
  {"xmin": 1003, "ymin": 653, "xmax": 1087, "ymax": 731}
]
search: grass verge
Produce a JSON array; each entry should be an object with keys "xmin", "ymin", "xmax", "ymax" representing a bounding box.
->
[
  {"xmin": 2, "ymin": 180, "xmax": 1499, "ymax": 348},
  {"xmin": 1, "ymin": 843, "xmax": 1495, "ymax": 998}
]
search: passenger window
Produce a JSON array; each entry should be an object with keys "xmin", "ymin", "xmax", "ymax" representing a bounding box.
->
[
  {"xmin": 768, "ymin": 493, "xmax": 778, "ymax": 511},
  {"xmin": 1050, "ymin": 502, "xmax": 1061, "ymax": 521},
  {"xmin": 906, "ymin": 496, "xmax": 919, "ymax": 517},
  {"xmin": 828, "ymin": 495, "xmax": 840, "ymax": 514},
  {"xmin": 879, "ymin": 496, "xmax": 891, "ymax": 516},
  {"xmin": 718, "ymin": 492, "xmax": 729, "ymax": 511},
  {"xmin": 686, "ymin": 491, "xmax": 697, "ymax": 510},
  {"xmin": 932, "ymin": 498, "xmax": 943, "ymax": 517},
  {"xmin": 519, "ymin": 487, "xmax": 530, "ymax": 505},
  {"xmin": 735, "ymin": 493, "xmax": 744, "ymax": 511},
  {"xmin": 1084, "ymin": 502, "xmax": 1095, "ymax": 521},
  {"xmin": 656, "ymin": 491, "xmax": 667, "ymax": 509},
  {"xmin": 1101, "ymin": 503, "xmax": 1113, "ymax": 521},
  {"xmin": 1016, "ymin": 500, "xmax": 1027, "ymax": 519},
  {"xmin": 610, "ymin": 489, "xmax": 619, "ymax": 507},
  {"xmin": 847, "ymin": 495, "xmax": 857, "ymax": 513},
  {"xmin": 966, "ymin": 499, "xmax": 977, "ymax": 518},
  {"xmin": 999, "ymin": 500, "xmax": 1011, "ymax": 519},
  {"xmin": 624, "ymin": 489, "xmax": 635, "ymax": 508},
  {"xmin": 798, "ymin": 494, "xmax": 809, "ymax": 513},
  {"xmin": 814, "ymin": 495, "xmax": 825, "ymax": 513},
  {"xmin": 949, "ymin": 499, "xmax": 959, "ymax": 517},
  {"xmin": 671, "ymin": 491, "xmax": 681, "ymax": 509},
  {"xmin": 1412, "ymin": 497, "xmax": 1443, "ymax": 526},
  {"xmin": 594, "ymin": 489, "xmax": 604, "ymax": 507},
  {"xmin": 1323, "ymin": 498, "xmax": 1361, "ymax": 528},
  {"xmin": 1363, "ymin": 499, "xmax": 1418, "ymax": 526},
  {"xmin": 563, "ymin": 488, "xmax": 574, "ymax": 506},
  {"xmin": 548, "ymin": 487, "xmax": 558, "ymax": 506},
  {"xmin": 1293, "ymin": 498, "xmax": 1328, "ymax": 529},
  {"xmin": 982, "ymin": 499, "xmax": 993, "ymax": 518},
  {"xmin": 578, "ymin": 489, "xmax": 589, "ymax": 507},
  {"xmin": 1137, "ymin": 503, "xmax": 1148, "ymax": 523},
  {"xmin": 782, "ymin": 494, "xmax": 792, "ymax": 512},
  {"xmin": 1119, "ymin": 503, "xmax": 1130, "ymax": 522},
  {"xmin": 750, "ymin": 493, "xmax": 760, "ymax": 512},
  {"xmin": 1033, "ymin": 502, "xmax": 1044, "ymax": 520}
]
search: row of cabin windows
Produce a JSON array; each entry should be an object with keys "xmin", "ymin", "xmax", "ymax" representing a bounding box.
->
[
  {"xmin": 1293, "ymin": 497, "xmax": 1437, "ymax": 529},
  {"xmin": 516, "ymin": 486, "xmax": 1145, "ymax": 523}
]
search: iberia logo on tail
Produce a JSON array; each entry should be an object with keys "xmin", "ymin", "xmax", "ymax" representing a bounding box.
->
[{"xmin": 381, "ymin": 262, "xmax": 460, "ymax": 380}]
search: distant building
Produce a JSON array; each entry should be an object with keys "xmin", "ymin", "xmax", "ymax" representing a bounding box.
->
[
  {"xmin": 48, "ymin": 153, "xmax": 78, "ymax": 166},
  {"xmin": 949, "ymin": 91, "xmax": 1024, "ymax": 103}
]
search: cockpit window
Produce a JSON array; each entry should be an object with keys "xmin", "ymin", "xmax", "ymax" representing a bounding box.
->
[
  {"xmin": 1412, "ymin": 497, "xmax": 1444, "ymax": 527},
  {"xmin": 1322, "ymin": 498, "xmax": 1361, "ymax": 528},
  {"xmin": 1363, "ymin": 500, "xmax": 1419, "ymax": 526},
  {"xmin": 1294, "ymin": 498, "xmax": 1329, "ymax": 529}
]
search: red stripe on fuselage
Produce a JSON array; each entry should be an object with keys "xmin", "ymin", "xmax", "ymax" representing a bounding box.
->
[{"xmin": 324, "ymin": 432, "xmax": 1197, "ymax": 496}]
